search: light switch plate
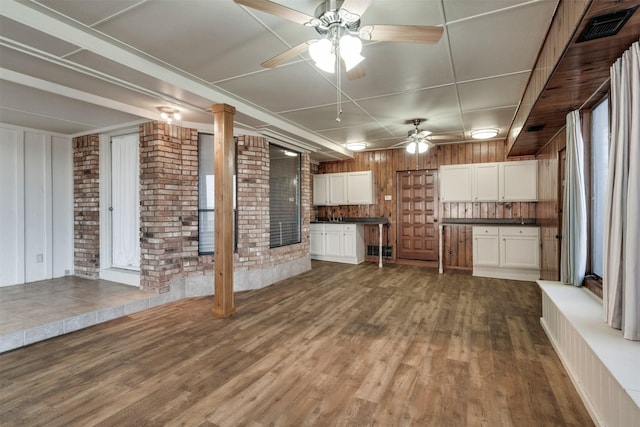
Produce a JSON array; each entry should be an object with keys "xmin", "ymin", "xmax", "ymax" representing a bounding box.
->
[{"xmin": 384, "ymin": 195, "xmax": 392, "ymax": 201}]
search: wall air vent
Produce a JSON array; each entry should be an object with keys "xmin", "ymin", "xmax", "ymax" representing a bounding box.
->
[
  {"xmin": 525, "ymin": 124, "xmax": 546, "ymax": 132},
  {"xmin": 576, "ymin": 5, "xmax": 638, "ymax": 43}
]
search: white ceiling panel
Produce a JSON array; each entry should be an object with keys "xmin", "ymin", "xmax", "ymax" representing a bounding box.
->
[
  {"xmin": 448, "ymin": 1, "xmax": 556, "ymax": 81},
  {"xmin": 35, "ymin": 0, "xmax": 144, "ymax": 26},
  {"xmin": 217, "ymin": 61, "xmax": 339, "ymax": 112},
  {"xmin": 0, "ymin": 0, "xmax": 562, "ymax": 160},
  {"xmin": 457, "ymin": 71, "xmax": 529, "ymax": 111}
]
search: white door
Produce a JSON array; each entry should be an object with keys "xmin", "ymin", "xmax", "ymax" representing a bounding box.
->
[{"xmin": 110, "ymin": 134, "xmax": 140, "ymax": 270}]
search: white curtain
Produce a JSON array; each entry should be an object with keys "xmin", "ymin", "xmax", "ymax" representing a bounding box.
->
[
  {"xmin": 111, "ymin": 134, "xmax": 140, "ymax": 269},
  {"xmin": 603, "ymin": 41, "xmax": 640, "ymax": 341},
  {"xmin": 560, "ymin": 110, "xmax": 587, "ymax": 286}
]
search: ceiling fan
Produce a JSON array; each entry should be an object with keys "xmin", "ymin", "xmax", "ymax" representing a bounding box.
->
[
  {"xmin": 234, "ymin": 0, "xmax": 444, "ymax": 78},
  {"xmin": 401, "ymin": 119, "xmax": 434, "ymax": 154}
]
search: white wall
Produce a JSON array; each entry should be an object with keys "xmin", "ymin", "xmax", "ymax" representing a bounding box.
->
[{"xmin": 0, "ymin": 125, "xmax": 73, "ymax": 286}]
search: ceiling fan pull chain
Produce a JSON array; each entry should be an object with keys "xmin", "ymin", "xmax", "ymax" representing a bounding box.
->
[{"xmin": 336, "ymin": 40, "xmax": 342, "ymax": 122}]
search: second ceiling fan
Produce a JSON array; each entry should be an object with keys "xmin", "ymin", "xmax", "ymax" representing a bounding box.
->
[{"xmin": 234, "ymin": 0, "xmax": 444, "ymax": 78}]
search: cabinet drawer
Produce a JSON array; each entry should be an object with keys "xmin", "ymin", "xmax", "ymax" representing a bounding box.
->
[
  {"xmin": 473, "ymin": 226, "xmax": 499, "ymax": 237},
  {"xmin": 342, "ymin": 224, "xmax": 356, "ymax": 232},
  {"xmin": 499, "ymin": 227, "xmax": 539, "ymax": 237}
]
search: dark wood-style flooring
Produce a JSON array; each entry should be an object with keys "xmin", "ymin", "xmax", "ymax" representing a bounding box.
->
[{"xmin": 0, "ymin": 261, "xmax": 592, "ymax": 426}]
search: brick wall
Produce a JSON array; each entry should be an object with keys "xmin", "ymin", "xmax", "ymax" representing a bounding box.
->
[
  {"xmin": 73, "ymin": 123, "xmax": 310, "ymax": 293},
  {"xmin": 73, "ymin": 134, "xmax": 100, "ymax": 278},
  {"xmin": 139, "ymin": 122, "xmax": 199, "ymax": 292}
]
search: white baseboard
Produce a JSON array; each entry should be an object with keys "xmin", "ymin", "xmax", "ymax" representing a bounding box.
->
[{"xmin": 100, "ymin": 268, "xmax": 140, "ymax": 287}]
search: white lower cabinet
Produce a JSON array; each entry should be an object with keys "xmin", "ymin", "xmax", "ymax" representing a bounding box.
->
[
  {"xmin": 310, "ymin": 223, "xmax": 364, "ymax": 264},
  {"xmin": 473, "ymin": 226, "xmax": 540, "ymax": 281}
]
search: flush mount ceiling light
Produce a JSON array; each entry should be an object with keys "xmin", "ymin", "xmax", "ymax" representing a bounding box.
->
[
  {"xmin": 471, "ymin": 129, "xmax": 499, "ymax": 139},
  {"xmin": 345, "ymin": 141, "xmax": 366, "ymax": 151},
  {"xmin": 157, "ymin": 107, "xmax": 181, "ymax": 124}
]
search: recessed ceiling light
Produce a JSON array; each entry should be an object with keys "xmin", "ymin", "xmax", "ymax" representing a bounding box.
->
[
  {"xmin": 346, "ymin": 142, "xmax": 367, "ymax": 151},
  {"xmin": 471, "ymin": 129, "xmax": 499, "ymax": 139}
]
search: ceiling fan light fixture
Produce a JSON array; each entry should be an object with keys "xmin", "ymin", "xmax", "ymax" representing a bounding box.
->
[
  {"xmin": 346, "ymin": 142, "xmax": 367, "ymax": 151},
  {"xmin": 471, "ymin": 129, "xmax": 499, "ymax": 139},
  {"xmin": 309, "ymin": 39, "xmax": 335, "ymax": 73},
  {"xmin": 339, "ymin": 34, "xmax": 364, "ymax": 71},
  {"xmin": 406, "ymin": 141, "xmax": 429, "ymax": 154}
]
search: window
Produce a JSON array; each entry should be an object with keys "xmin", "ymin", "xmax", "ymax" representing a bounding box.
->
[
  {"xmin": 269, "ymin": 145, "xmax": 301, "ymax": 248},
  {"xmin": 197, "ymin": 133, "xmax": 236, "ymax": 254},
  {"xmin": 589, "ymin": 98, "xmax": 609, "ymax": 278}
]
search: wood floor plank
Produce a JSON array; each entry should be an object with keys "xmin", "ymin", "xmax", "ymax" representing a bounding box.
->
[{"xmin": 0, "ymin": 262, "xmax": 593, "ymax": 426}]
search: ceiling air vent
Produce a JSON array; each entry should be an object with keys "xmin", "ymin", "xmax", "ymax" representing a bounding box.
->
[
  {"xmin": 526, "ymin": 124, "xmax": 545, "ymax": 132},
  {"xmin": 576, "ymin": 5, "xmax": 639, "ymax": 43}
]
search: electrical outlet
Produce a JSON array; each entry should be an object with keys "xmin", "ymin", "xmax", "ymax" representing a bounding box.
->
[
  {"xmin": 384, "ymin": 195, "xmax": 392, "ymax": 201},
  {"xmin": 36, "ymin": 253, "xmax": 43, "ymax": 263}
]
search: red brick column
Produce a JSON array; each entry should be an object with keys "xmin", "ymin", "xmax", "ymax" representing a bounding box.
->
[
  {"xmin": 73, "ymin": 134, "xmax": 100, "ymax": 278},
  {"xmin": 139, "ymin": 122, "xmax": 198, "ymax": 292}
]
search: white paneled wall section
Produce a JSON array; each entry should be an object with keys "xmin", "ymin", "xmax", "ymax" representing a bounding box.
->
[{"xmin": 0, "ymin": 125, "xmax": 73, "ymax": 286}]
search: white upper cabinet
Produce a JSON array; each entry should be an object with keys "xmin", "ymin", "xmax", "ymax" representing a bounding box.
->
[
  {"xmin": 440, "ymin": 160, "xmax": 537, "ymax": 202},
  {"xmin": 499, "ymin": 160, "xmax": 538, "ymax": 201},
  {"xmin": 472, "ymin": 163, "xmax": 499, "ymax": 201},
  {"xmin": 312, "ymin": 171, "xmax": 375, "ymax": 205},
  {"xmin": 439, "ymin": 165, "xmax": 473, "ymax": 201},
  {"xmin": 346, "ymin": 171, "xmax": 375, "ymax": 205}
]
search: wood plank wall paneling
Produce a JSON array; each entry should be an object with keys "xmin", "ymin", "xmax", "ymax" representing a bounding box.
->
[
  {"xmin": 507, "ymin": 0, "xmax": 590, "ymax": 154},
  {"xmin": 536, "ymin": 130, "xmax": 566, "ymax": 281},
  {"xmin": 316, "ymin": 141, "xmax": 537, "ymax": 269}
]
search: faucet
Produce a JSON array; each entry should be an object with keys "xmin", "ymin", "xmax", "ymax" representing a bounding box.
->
[{"xmin": 520, "ymin": 215, "xmax": 525, "ymax": 225}]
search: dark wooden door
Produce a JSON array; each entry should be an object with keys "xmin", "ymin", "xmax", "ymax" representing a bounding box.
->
[{"xmin": 397, "ymin": 169, "xmax": 439, "ymax": 261}]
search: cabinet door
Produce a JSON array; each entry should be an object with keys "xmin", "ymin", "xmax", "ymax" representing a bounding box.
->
[
  {"xmin": 500, "ymin": 236, "xmax": 540, "ymax": 269},
  {"xmin": 346, "ymin": 171, "xmax": 374, "ymax": 204},
  {"xmin": 473, "ymin": 227, "xmax": 500, "ymax": 266},
  {"xmin": 312, "ymin": 175, "xmax": 329, "ymax": 205},
  {"xmin": 440, "ymin": 165, "xmax": 473, "ymax": 201},
  {"xmin": 328, "ymin": 173, "xmax": 347, "ymax": 205},
  {"xmin": 324, "ymin": 226, "xmax": 343, "ymax": 256},
  {"xmin": 342, "ymin": 228, "xmax": 356, "ymax": 258},
  {"xmin": 309, "ymin": 226, "xmax": 325, "ymax": 256},
  {"xmin": 473, "ymin": 163, "xmax": 499, "ymax": 201},
  {"xmin": 500, "ymin": 160, "xmax": 537, "ymax": 201}
]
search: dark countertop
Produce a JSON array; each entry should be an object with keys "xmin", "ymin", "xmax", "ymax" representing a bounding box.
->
[
  {"xmin": 440, "ymin": 218, "xmax": 537, "ymax": 225},
  {"xmin": 312, "ymin": 217, "xmax": 390, "ymax": 225}
]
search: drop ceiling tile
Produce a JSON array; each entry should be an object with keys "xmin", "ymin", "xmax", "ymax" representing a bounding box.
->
[
  {"xmin": 342, "ymin": 40, "xmax": 455, "ymax": 100},
  {"xmin": 457, "ymin": 72, "xmax": 529, "ymax": 111},
  {"xmin": 355, "ymin": 85, "xmax": 460, "ymax": 127},
  {"xmin": 35, "ymin": 0, "xmax": 143, "ymax": 26},
  {"xmin": 443, "ymin": 0, "xmax": 534, "ymax": 22},
  {"xmin": 359, "ymin": 0, "xmax": 444, "ymax": 26},
  {"xmin": 92, "ymin": 1, "xmax": 305, "ymax": 82},
  {"xmin": 218, "ymin": 62, "xmax": 339, "ymax": 113},
  {"xmin": 0, "ymin": 107, "xmax": 94, "ymax": 135},
  {"xmin": 279, "ymin": 102, "xmax": 372, "ymax": 134},
  {"xmin": 448, "ymin": 0, "xmax": 557, "ymax": 81},
  {"xmin": 317, "ymin": 123, "xmax": 395, "ymax": 145}
]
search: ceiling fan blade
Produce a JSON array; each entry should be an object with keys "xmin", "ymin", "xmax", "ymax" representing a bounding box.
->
[
  {"xmin": 359, "ymin": 24, "xmax": 444, "ymax": 44},
  {"xmin": 340, "ymin": 0, "xmax": 372, "ymax": 18},
  {"xmin": 346, "ymin": 63, "xmax": 366, "ymax": 80},
  {"xmin": 261, "ymin": 42, "xmax": 309, "ymax": 68},
  {"xmin": 234, "ymin": 0, "xmax": 315, "ymax": 25},
  {"xmin": 416, "ymin": 130, "xmax": 432, "ymax": 138}
]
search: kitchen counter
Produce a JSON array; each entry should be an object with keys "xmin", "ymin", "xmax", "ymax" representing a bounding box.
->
[
  {"xmin": 313, "ymin": 217, "xmax": 390, "ymax": 225},
  {"xmin": 438, "ymin": 219, "xmax": 539, "ymax": 274},
  {"xmin": 440, "ymin": 218, "xmax": 537, "ymax": 225},
  {"xmin": 311, "ymin": 217, "xmax": 389, "ymax": 268}
]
